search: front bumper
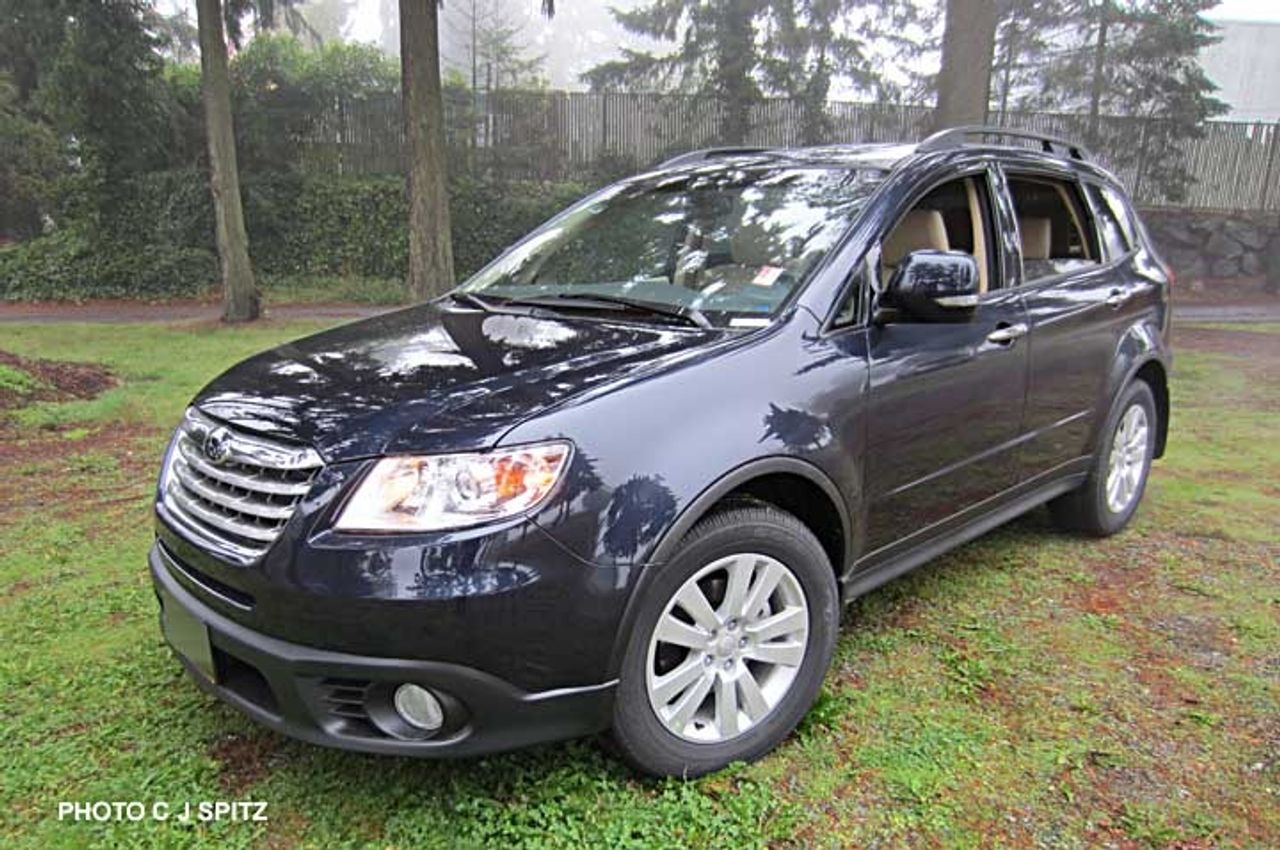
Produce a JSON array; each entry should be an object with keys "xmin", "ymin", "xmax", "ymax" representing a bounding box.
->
[{"xmin": 150, "ymin": 544, "xmax": 616, "ymax": 757}]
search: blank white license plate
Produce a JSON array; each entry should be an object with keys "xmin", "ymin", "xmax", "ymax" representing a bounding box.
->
[{"xmin": 160, "ymin": 589, "xmax": 216, "ymax": 683}]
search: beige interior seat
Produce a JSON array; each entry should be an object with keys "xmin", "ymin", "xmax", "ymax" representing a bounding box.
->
[
  {"xmin": 1020, "ymin": 217, "xmax": 1052, "ymax": 260},
  {"xmin": 882, "ymin": 209, "xmax": 950, "ymax": 274},
  {"xmin": 673, "ymin": 226, "xmax": 705, "ymax": 287},
  {"xmin": 963, "ymin": 178, "xmax": 989, "ymax": 293}
]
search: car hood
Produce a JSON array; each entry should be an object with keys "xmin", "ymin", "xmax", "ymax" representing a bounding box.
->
[{"xmin": 194, "ymin": 302, "xmax": 718, "ymax": 461}]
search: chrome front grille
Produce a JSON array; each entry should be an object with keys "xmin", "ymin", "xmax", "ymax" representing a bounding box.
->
[{"xmin": 161, "ymin": 408, "xmax": 323, "ymax": 563}]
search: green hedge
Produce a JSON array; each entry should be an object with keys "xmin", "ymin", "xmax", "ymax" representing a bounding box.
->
[
  {"xmin": 247, "ymin": 173, "xmax": 589, "ymax": 281},
  {"xmin": 0, "ymin": 229, "xmax": 217, "ymax": 300},
  {"xmin": 0, "ymin": 172, "xmax": 591, "ymax": 301}
]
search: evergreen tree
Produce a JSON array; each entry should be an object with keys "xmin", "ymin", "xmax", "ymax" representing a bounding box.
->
[
  {"xmin": 0, "ymin": 0, "xmax": 172, "ymax": 234},
  {"xmin": 297, "ymin": 0, "xmax": 357, "ymax": 43},
  {"xmin": 762, "ymin": 0, "xmax": 922, "ymax": 142},
  {"xmin": 583, "ymin": 0, "xmax": 923, "ymax": 145},
  {"xmin": 442, "ymin": 0, "xmax": 546, "ymax": 92},
  {"xmin": 989, "ymin": 0, "xmax": 1065, "ymax": 124},
  {"xmin": 993, "ymin": 0, "xmax": 1226, "ymax": 200},
  {"xmin": 378, "ymin": 0, "xmax": 400, "ymax": 55}
]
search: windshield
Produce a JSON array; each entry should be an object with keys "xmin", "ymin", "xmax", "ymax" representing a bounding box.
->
[{"xmin": 458, "ymin": 166, "xmax": 880, "ymax": 327}]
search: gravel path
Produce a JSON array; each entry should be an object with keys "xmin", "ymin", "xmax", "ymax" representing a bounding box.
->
[{"xmin": 0, "ymin": 301, "xmax": 394, "ymax": 324}]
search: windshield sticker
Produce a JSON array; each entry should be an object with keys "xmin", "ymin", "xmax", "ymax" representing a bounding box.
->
[{"xmin": 752, "ymin": 266, "xmax": 784, "ymax": 287}]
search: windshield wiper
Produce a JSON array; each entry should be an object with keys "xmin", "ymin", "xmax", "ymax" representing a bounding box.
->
[
  {"xmin": 500, "ymin": 292, "xmax": 712, "ymax": 330},
  {"xmin": 443, "ymin": 291, "xmax": 502, "ymax": 312}
]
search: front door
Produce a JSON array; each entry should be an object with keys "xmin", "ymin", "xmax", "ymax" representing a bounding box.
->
[{"xmin": 862, "ymin": 171, "xmax": 1029, "ymax": 554}]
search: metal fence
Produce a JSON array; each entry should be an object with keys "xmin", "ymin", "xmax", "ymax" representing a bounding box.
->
[{"xmin": 282, "ymin": 90, "xmax": 1280, "ymax": 213}]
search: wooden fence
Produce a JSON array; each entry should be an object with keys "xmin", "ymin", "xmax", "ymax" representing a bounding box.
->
[{"xmin": 279, "ymin": 91, "xmax": 1280, "ymax": 213}]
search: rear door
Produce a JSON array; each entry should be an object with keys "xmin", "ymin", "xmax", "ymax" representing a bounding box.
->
[
  {"xmin": 1000, "ymin": 167, "xmax": 1144, "ymax": 478},
  {"xmin": 862, "ymin": 166, "xmax": 1030, "ymax": 554}
]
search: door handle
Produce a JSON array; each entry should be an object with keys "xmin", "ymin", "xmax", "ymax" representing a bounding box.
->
[
  {"xmin": 986, "ymin": 323, "xmax": 1028, "ymax": 345},
  {"xmin": 1105, "ymin": 289, "xmax": 1130, "ymax": 309}
]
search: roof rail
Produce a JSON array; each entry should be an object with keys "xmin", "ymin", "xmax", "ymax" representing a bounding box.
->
[
  {"xmin": 658, "ymin": 147, "xmax": 775, "ymax": 168},
  {"xmin": 917, "ymin": 125, "xmax": 1092, "ymax": 161}
]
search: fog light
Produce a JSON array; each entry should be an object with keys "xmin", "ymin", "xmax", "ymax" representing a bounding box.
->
[{"xmin": 393, "ymin": 684, "xmax": 444, "ymax": 732}]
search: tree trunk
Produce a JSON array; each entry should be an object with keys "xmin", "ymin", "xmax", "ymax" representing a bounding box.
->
[
  {"xmin": 1087, "ymin": 1, "xmax": 1111, "ymax": 145},
  {"xmin": 933, "ymin": 0, "xmax": 999, "ymax": 132},
  {"xmin": 401, "ymin": 0, "xmax": 455, "ymax": 301},
  {"xmin": 997, "ymin": 20, "xmax": 1018, "ymax": 124},
  {"xmin": 195, "ymin": 0, "xmax": 259, "ymax": 323},
  {"xmin": 716, "ymin": 0, "xmax": 757, "ymax": 144}
]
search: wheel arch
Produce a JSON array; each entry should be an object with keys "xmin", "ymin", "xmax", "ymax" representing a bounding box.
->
[
  {"xmin": 1095, "ymin": 317, "xmax": 1169, "ymax": 461},
  {"xmin": 1131, "ymin": 359, "xmax": 1169, "ymax": 458},
  {"xmin": 606, "ymin": 457, "xmax": 853, "ymax": 678}
]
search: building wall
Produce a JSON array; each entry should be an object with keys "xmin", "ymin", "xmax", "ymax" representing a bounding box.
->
[{"xmin": 1200, "ymin": 20, "xmax": 1280, "ymax": 122}]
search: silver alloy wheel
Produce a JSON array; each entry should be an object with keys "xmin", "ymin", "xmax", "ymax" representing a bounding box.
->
[
  {"xmin": 645, "ymin": 553, "xmax": 809, "ymax": 743},
  {"xmin": 1105, "ymin": 403, "xmax": 1150, "ymax": 514}
]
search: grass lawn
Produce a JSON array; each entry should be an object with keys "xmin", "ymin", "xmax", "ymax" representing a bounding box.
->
[{"xmin": 0, "ymin": 319, "xmax": 1276, "ymax": 849}]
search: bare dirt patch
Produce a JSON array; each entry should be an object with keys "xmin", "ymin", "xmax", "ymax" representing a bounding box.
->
[
  {"xmin": 1063, "ymin": 542, "xmax": 1157, "ymax": 619},
  {"xmin": 0, "ymin": 350, "xmax": 116, "ymax": 412},
  {"xmin": 0, "ymin": 421, "xmax": 160, "ymax": 528},
  {"xmin": 261, "ymin": 809, "xmax": 311, "ymax": 850},
  {"xmin": 1152, "ymin": 614, "xmax": 1236, "ymax": 671},
  {"xmin": 0, "ymin": 350, "xmax": 165, "ymax": 531},
  {"xmin": 208, "ymin": 731, "xmax": 283, "ymax": 795},
  {"xmin": 2, "ymin": 577, "xmax": 35, "ymax": 601}
]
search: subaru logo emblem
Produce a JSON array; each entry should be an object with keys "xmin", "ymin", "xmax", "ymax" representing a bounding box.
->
[{"xmin": 203, "ymin": 427, "xmax": 233, "ymax": 465}]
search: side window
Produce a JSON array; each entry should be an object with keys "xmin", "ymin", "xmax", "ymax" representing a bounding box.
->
[
  {"xmin": 880, "ymin": 174, "xmax": 997, "ymax": 294},
  {"xmin": 1084, "ymin": 184, "xmax": 1130, "ymax": 260},
  {"xmin": 831, "ymin": 264, "xmax": 866, "ymax": 328},
  {"xmin": 1007, "ymin": 175, "xmax": 1100, "ymax": 283}
]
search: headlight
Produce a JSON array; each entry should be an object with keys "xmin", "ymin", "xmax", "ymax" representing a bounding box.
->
[{"xmin": 334, "ymin": 441, "xmax": 572, "ymax": 532}]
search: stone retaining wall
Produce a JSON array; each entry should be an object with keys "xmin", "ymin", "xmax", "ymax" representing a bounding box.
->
[{"xmin": 1141, "ymin": 209, "xmax": 1280, "ymax": 291}]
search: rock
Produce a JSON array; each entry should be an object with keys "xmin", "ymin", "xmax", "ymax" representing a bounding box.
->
[
  {"xmin": 1241, "ymin": 252, "xmax": 1263, "ymax": 276},
  {"xmin": 1205, "ymin": 230, "xmax": 1244, "ymax": 259},
  {"xmin": 1168, "ymin": 249, "xmax": 1207, "ymax": 280},
  {"xmin": 1261, "ymin": 237, "xmax": 1280, "ymax": 293},
  {"xmin": 1223, "ymin": 218, "xmax": 1268, "ymax": 250},
  {"xmin": 1266, "ymin": 234, "xmax": 1280, "ymax": 262},
  {"xmin": 1156, "ymin": 219, "xmax": 1198, "ymax": 247},
  {"xmin": 1211, "ymin": 257, "xmax": 1241, "ymax": 278}
]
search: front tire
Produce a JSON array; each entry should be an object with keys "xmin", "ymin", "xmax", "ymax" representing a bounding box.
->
[
  {"xmin": 1050, "ymin": 380, "xmax": 1157, "ymax": 536},
  {"xmin": 610, "ymin": 504, "xmax": 839, "ymax": 777}
]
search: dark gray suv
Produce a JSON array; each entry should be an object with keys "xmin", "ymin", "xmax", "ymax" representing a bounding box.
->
[{"xmin": 152, "ymin": 126, "xmax": 1171, "ymax": 776}]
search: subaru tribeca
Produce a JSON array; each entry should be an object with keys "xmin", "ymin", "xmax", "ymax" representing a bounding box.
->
[{"xmin": 151, "ymin": 127, "xmax": 1171, "ymax": 776}]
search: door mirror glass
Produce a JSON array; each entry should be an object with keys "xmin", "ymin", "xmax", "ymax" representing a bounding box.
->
[{"xmin": 884, "ymin": 250, "xmax": 980, "ymax": 321}]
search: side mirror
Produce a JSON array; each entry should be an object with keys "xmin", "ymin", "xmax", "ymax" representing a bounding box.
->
[{"xmin": 882, "ymin": 250, "xmax": 980, "ymax": 322}]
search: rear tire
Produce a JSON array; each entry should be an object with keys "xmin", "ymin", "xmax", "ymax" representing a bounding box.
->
[
  {"xmin": 610, "ymin": 505, "xmax": 839, "ymax": 777},
  {"xmin": 1050, "ymin": 380, "xmax": 1156, "ymax": 537}
]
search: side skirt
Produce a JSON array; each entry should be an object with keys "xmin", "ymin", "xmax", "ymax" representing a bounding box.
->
[{"xmin": 841, "ymin": 472, "xmax": 1087, "ymax": 602}]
